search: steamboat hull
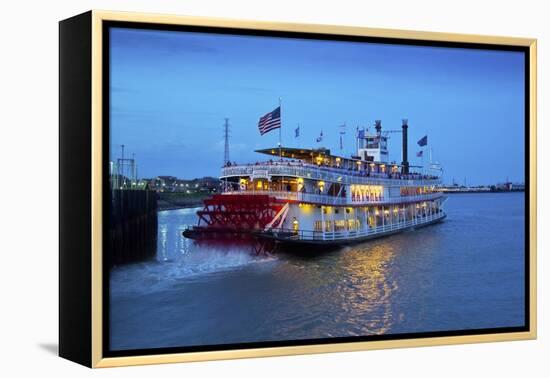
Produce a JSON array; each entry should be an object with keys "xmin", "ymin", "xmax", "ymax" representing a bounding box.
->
[
  {"xmin": 256, "ymin": 213, "xmax": 446, "ymax": 252},
  {"xmin": 183, "ymin": 206, "xmax": 446, "ymax": 253}
]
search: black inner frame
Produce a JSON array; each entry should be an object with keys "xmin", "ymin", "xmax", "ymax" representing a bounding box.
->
[{"xmin": 102, "ymin": 20, "xmax": 531, "ymax": 358}]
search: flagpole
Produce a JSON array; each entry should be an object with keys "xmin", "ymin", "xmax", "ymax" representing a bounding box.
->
[
  {"xmin": 356, "ymin": 126, "xmax": 359, "ymax": 154},
  {"xmin": 278, "ymin": 97, "xmax": 282, "ymax": 161},
  {"xmin": 422, "ymin": 149, "xmax": 426, "ymax": 175}
]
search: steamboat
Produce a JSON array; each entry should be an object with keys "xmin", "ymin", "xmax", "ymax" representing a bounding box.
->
[{"xmin": 183, "ymin": 119, "xmax": 446, "ymax": 251}]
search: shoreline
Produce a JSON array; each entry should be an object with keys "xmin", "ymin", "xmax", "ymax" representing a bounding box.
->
[
  {"xmin": 439, "ymin": 190, "xmax": 525, "ymax": 194},
  {"xmin": 157, "ymin": 192, "xmax": 209, "ymax": 212},
  {"xmin": 158, "ymin": 204, "xmax": 202, "ymax": 212}
]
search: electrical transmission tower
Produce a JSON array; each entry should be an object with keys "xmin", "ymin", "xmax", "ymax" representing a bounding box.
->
[
  {"xmin": 113, "ymin": 144, "xmax": 138, "ymax": 190},
  {"xmin": 223, "ymin": 118, "xmax": 230, "ymax": 165}
]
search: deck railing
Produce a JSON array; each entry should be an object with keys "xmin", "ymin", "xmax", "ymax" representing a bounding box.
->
[
  {"xmin": 222, "ymin": 190, "xmax": 443, "ymax": 206},
  {"xmin": 221, "ymin": 162, "xmax": 441, "ymax": 186},
  {"xmin": 270, "ymin": 211, "xmax": 446, "ymax": 242}
]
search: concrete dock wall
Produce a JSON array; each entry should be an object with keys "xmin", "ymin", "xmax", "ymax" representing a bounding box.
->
[{"xmin": 109, "ymin": 190, "xmax": 158, "ymax": 265}]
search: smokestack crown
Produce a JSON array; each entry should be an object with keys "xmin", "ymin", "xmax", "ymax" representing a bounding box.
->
[{"xmin": 375, "ymin": 120, "xmax": 382, "ymax": 134}]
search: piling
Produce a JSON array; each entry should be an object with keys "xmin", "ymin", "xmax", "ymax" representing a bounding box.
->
[{"xmin": 108, "ymin": 189, "xmax": 158, "ymax": 266}]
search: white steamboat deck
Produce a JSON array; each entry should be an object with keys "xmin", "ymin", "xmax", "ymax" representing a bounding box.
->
[
  {"xmin": 262, "ymin": 210, "xmax": 446, "ymax": 244},
  {"xmin": 222, "ymin": 189, "xmax": 443, "ymax": 207},
  {"xmin": 221, "ymin": 162, "xmax": 441, "ymax": 186}
]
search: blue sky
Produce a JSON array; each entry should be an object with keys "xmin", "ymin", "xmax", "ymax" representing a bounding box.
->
[{"xmin": 110, "ymin": 27, "xmax": 525, "ymax": 185}]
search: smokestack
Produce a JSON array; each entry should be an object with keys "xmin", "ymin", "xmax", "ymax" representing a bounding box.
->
[
  {"xmin": 401, "ymin": 119, "xmax": 409, "ymax": 174},
  {"xmin": 375, "ymin": 120, "xmax": 382, "ymax": 135}
]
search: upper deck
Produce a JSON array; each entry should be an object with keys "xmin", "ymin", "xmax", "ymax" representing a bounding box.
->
[{"xmin": 221, "ymin": 160, "xmax": 441, "ymax": 187}]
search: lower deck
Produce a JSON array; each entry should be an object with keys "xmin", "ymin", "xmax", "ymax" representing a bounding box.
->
[
  {"xmin": 278, "ymin": 196, "xmax": 446, "ymax": 240},
  {"xmin": 262, "ymin": 209, "xmax": 446, "ymax": 245}
]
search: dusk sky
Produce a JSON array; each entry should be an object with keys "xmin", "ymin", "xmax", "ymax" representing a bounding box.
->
[{"xmin": 109, "ymin": 27, "xmax": 525, "ymax": 185}]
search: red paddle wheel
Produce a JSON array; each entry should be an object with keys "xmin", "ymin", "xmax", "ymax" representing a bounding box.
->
[
  {"xmin": 182, "ymin": 194, "xmax": 286, "ymax": 254},
  {"xmin": 197, "ymin": 194, "xmax": 284, "ymax": 230}
]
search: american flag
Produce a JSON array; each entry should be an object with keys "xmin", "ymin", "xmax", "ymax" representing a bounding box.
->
[
  {"xmin": 258, "ymin": 107, "xmax": 281, "ymax": 135},
  {"xmin": 416, "ymin": 150, "xmax": 423, "ymax": 157}
]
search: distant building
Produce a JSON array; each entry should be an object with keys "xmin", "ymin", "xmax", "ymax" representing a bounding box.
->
[
  {"xmin": 143, "ymin": 176, "xmax": 221, "ymax": 193},
  {"xmin": 510, "ymin": 183, "xmax": 525, "ymax": 191},
  {"xmin": 494, "ymin": 182, "xmax": 525, "ymax": 192}
]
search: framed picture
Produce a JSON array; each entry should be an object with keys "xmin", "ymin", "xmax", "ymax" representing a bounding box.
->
[{"xmin": 59, "ymin": 10, "xmax": 537, "ymax": 368}]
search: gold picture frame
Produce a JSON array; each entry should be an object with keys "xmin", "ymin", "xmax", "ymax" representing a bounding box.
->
[{"xmin": 59, "ymin": 9, "xmax": 537, "ymax": 368}]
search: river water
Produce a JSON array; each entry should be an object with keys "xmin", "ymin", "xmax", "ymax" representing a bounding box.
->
[{"xmin": 109, "ymin": 192, "xmax": 525, "ymax": 351}]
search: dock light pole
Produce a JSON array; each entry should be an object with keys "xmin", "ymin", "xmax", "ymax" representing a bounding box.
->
[{"xmin": 120, "ymin": 144, "xmax": 125, "ymax": 188}]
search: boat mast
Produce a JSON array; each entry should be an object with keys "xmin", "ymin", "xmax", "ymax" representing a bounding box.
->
[
  {"xmin": 223, "ymin": 118, "xmax": 230, "ymax": 165},
  {"xmin": 223, "ymin": 118, "xmax": 230, "ymax": 191},
  {"xmin": 355, "ymin": 126, "xmax": 359, "ymax": 156},
  {"xmin": 278, "ymin": 97, "xmax": 282, "ymax": 161},
  {"xmin": 279, "ymin": 98, "xmax": 282, "ymax": 191}
]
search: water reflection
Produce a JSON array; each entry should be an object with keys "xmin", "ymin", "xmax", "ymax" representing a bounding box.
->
[
  {"xmin": 337, "ymin": 243, "xmax": 398, "ymax": 335},
  {"xmin": 265, "ymin": 241, "xmax": 400, "ymax": 338},
  {"xmin": 157, "ymin": 208, "xmax": 196, "ymax": 262},
  {"xmin": 158, "ymin": 223, "xmax": 168, "ymax": 261}
]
